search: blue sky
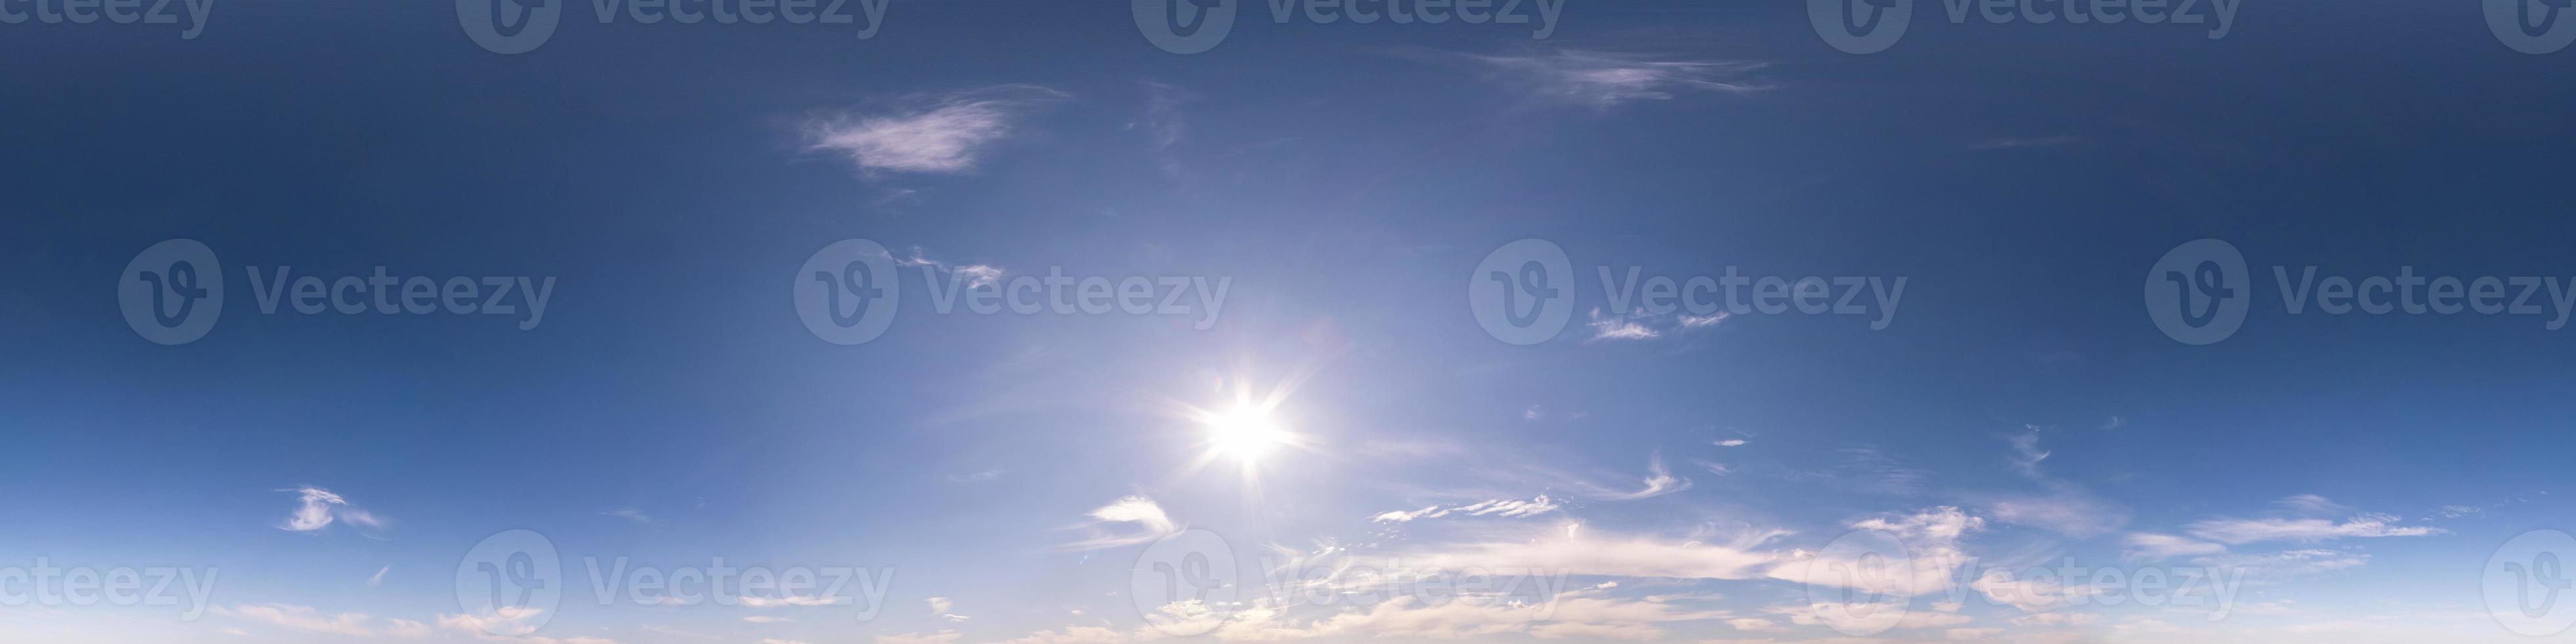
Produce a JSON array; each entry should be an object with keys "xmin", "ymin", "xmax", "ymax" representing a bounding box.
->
[{"xmin": 6, "ymin": 1, "xmax": 2576, "ymax": 643}]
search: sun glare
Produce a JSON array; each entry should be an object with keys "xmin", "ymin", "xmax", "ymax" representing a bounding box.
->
[{"xmin": 1205, "ymin": 405, "xmax": 1287, "ymax": 462}]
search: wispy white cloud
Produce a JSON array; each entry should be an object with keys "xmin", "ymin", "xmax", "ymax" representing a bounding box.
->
[
  {"xmin": 1768, "ymin": 507, "xmax": 1985, "ymax": 597},
  {"xmin": 875, "ymin": 631, "xmax": 961, "ymax": 644},
  {"xmin": 436, "ymin": 609, "xmax": 620, "ymax": 643},
  {"xmin": 739, "ymin": 595, "xmax": 844, "ymax": 608},
  {"xmin": 2186, "ymin": 512, "xmax": 2442, "ymax": 545},
  {"xmin": 277, "ymin": 487, "xmax": 386, "ymax": 534},
  {"xmin": 2275, "ymin": 494, "xmax": 2350, "ymax": 517},
  {"xmin": 1463, "ymin": 49, "xmax": 1768, "ymax": 109},
  {"xmin": 1404, "ymin": 524, "xmax": 1779, "ymax": 581},
  {"xmin": 890, "ymin": 245, "xmax": 1005, "ymax": 288},
  {"xmin": 2004, "ymin": 427, "xmax": 2050, "ymax": 478},
  {"xmin": 366, "ymin": 566, "xmax": 390, "ymax": 587},
  {"xmin": 1059, "ymin": 495, "xmax": 1181, "ymax": 550},
  {"xmin": 1369, "ymin": 495, "xmax": 1561, "ymax": 523},
  {"xmin": 2122, "ymin": 532, "xmax": 2228, "ymax": 561},
  {"xmin": 2192, "ymin": 549, "xmax": 2370, "ymax": 576},
  {"xmin": 599, "ymin": 508, "xmax": 651, "ymax": 524},
  {"xmin": 1691, "ymin": 459, "xmax": 1732, "ymax": 476},
  {"xmin": 212, "ymin": 604, "xmax": 381, "ymax": 637},
  {"xmin": 806, "ymin": 84, "xmax": 1065, "ymax": 175},
  {"xmin": 1598, "ymin": 453, "xmax": 1691, "ymax": 500},
  {"xmin": 1584, "ymin": 308, "xmax": 1660, "ymax": 342},
  {"xmin": 1980, "ymin": 428, "xmax": 2129, "ymax": 536}
]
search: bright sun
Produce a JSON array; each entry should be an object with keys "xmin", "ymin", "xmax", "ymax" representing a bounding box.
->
[{"xmin": 1205, "ymin": 405, "xmax": 1287, "ymax": 462}]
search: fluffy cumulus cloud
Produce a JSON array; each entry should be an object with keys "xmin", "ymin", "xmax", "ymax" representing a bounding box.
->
[{"xmin": 806, "ymin": 84, "xmax": 1066, "ymax": 175}]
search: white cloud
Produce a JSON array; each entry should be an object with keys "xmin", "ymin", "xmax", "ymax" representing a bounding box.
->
[
  {"xmin": 875, "ymin": 631, "xmax": 961, "ymax": 644},
  {"xmin": 891, "ymin": 246, "xmax": 1005, "ymax": 289},
  {"xmin": 1767, "ymin": 507, "xmax": 1984, "ymax": 597},
  {"xmin": 741, "ymin": 616, "xmax": 795, "ymax": 623},
  {"xmin": 806, "ymin": 84, "xmax": 1065, "ymax": 175},
  {"xmin": 2431, "ymin": 505, "xmax": 2484, "ymax": 520},
  {"xmin": 1972, "ymin": 568, "xmax": 2095, "ymax": 612},
  {"xmin": 2192, "ymin": 549, "xmax": 2370, "ymax": 576},
  {"xmin": 2122, "ymin": 533, "xmax": 2228, "ymax": 561},
  {"xmin": 278, "ymin": 486, "xmax": 385, "ymax": 534},
  {"xmin": 927, "ymin": 597, "xmax": 952, "ymax": 614},
  {"xmin": 212, "ymin": 604, "xmax": 378, "ymax": 637},
  {"xmin": 1725, "ymin": 617, "xmax": 1782, "ymax": 631},
  {"xmin": 1463, "ymin": 49, "xmax": 1767, "ymax": 109},
  {"xmin": 2274, "ymin": 494, "xmax": 2350, "ymax": 517},
  {"xmin": 599, "ymin": 508, "xmax": 651, "ymax": 524},
  {"xmin": 1369, "ymin": 495, "xmax": 1560, "ymax": 523},
  {"xmin": 436, "ymin": 608, "xmax": 619, "ymax": 643},
  {"xmin": 1060, "ymin": 495, "xmax": 1181, "ymax": 550},
  {"xmin": 1585, "ymin": 308, "xmax": 1660, "ymax": 341},
  {"xmin": 2005, "ymin": 428, "xmax": 2050, "ymax": 478},
  {"xmin": 1598, "ymin": 454, "xmax": 1691, "ymax": 500},
  {"xmin": 739, "ymin": 595, "xmax": 843, "ymax": 607},
  {"xmin": 1983, "ymin": 486, "xmax": 2129, "ymax": 538},
  {"xmin": 382, "ymin": 618, "xmax": 430, "ymax": 638},
  {"xmin": 1405, "ymin": 524, "xmax": 1777, "ymax": 580},
  {"xmin": 2184, "ymin": 513, "xmax": 2443, "ymax": 544},
  {"xmin": 1716, "ymin": 439, "xmax": 1747, "ymax": 447},
  {"xmin": 366, "ymin": 566, "xmax": 390, "ymax": 587}
]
